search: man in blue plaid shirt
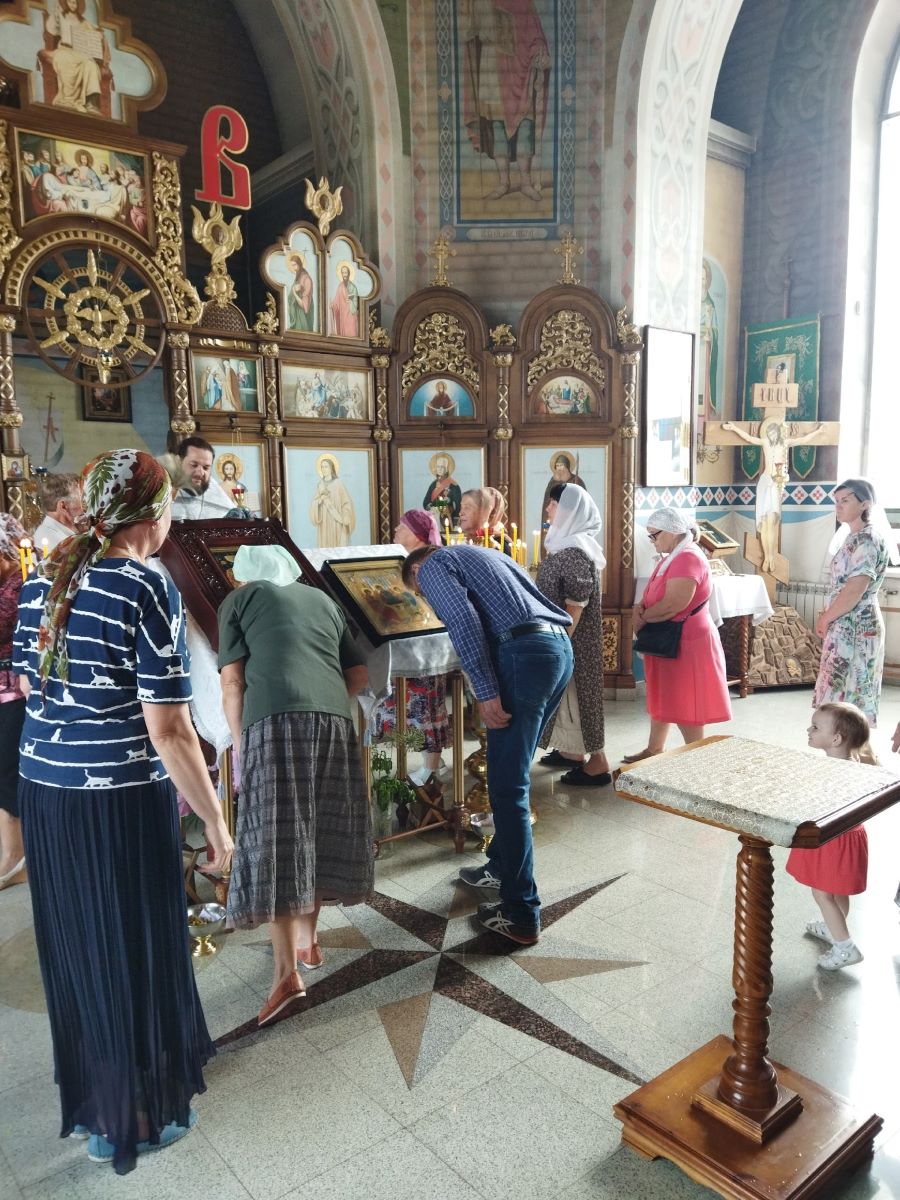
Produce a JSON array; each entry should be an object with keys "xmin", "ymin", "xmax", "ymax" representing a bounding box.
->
[{"xmin": 403, "ymin": 544, "xmax": 573, "ymax": 944}]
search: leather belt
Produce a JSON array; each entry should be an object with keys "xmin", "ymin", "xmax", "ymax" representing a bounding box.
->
[{"xmin": 495, "ymin": 621, "xmax": 567, "ymax": 644}]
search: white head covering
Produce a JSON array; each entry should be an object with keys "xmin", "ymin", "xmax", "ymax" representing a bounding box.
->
[
  {"xmin": 646, "ymin": 506, "xmax": 701, "ymax": 576},
  {"xmin": 544, "ymin": 483, "xmax": 606, "ymax": 570},
  {"xmin": 232, "ymin": 544, "xmax": 300, "ymax": 587}
]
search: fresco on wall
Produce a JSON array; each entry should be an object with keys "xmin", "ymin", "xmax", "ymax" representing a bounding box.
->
[
  {"xmin": 408, "ymin": 378, "xmax": 475, "ymax": 419},
  {"xmin": 281, "ymin": 363, "xmax": 372, "ymax": 420},
  {"xmin": 532, "ymin": 375, "xmax": 596, "ymax": 416},
  {"xmin": 522, "ymin": 445, "xmax": 607, "ymax": 558},
  {"xmin": 284, "ymin": 447, "xmax": 375, "ymax": 549},
  {"xmin": 437, "ymin": 0, "xmax": 576, "ymax": 240},
  {"xmin": 0, "ymin": 0, "xmax": 159, "ymax": 123},
  {"xmin": 15, "ymin": 130, "xmax": 148, "ymax": 236},
  {"xmin": 325, "ymin": 237, "xmax": 377, "ymax": 339},
  {"xmin": 698, "ymin": 256, "xmax": 726, "ymax": 422},
  {"xmin": 399, "ymin": 447, "xmax": 485, "ymax": 528},
  {"xmin": 263, "ymin": 228, "xmax": 321, "ymax": 336}
]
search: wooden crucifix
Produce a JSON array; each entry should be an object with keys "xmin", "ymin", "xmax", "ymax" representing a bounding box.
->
[{"xmin": 704, "ymin": 379, "xmax": 839, "ymax": 602}]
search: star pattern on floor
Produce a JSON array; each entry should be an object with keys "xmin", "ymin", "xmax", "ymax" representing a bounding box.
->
[{"xmin": 216, "ymin": 873, "xmax": 649, "ymax": 1090}]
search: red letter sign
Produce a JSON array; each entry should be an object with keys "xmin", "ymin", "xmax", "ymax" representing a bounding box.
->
[{"xmin": 195, "ymin": 105, "xmax": 251, "ymax": 210}]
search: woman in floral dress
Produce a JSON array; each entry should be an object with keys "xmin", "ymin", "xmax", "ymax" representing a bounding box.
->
[{"xmin": 814, "ymin": 479, "xmax": 890, "ymax": 725}]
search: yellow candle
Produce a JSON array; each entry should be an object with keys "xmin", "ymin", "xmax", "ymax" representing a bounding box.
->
[
  {"xmin": 19, "ymin": 539, "xmax": 27, "ymax": 581},
  {"xmin": 443, "ymin": 518, "xmax": 450, "ymax": 546},
  {"xmin": 483, "ymin": 525, "xmax": 489, "ymax": 547},
  {"xmin": 41, "ymin": 538, "xmax": 49, "ymax": 558},
  {"xmin": 532, "ymin": 530, "xmax": 540, "ymax": 566},
  {"xmin": 511, "ymin": 522, "xmax": 517, "ymax": 549}
]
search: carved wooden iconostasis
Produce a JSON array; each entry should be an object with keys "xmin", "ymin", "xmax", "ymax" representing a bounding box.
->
[{"xmin": 0, "ymin": 1, "xmax": 643, "ymax": 690}]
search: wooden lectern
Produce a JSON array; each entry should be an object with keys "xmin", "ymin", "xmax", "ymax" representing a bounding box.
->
[{"xmin": 614, "ymin": 737, "xmax": 900, "ymax": 1200}]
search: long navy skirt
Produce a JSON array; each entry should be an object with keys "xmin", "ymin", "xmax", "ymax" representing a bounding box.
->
[{"xmin": 20, "ymin": 778, "xmax": 214, "ymax": 1175}]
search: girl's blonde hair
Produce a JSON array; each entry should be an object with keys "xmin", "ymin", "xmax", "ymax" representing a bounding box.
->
[{"xmin": 816, "ymin": 702, "xmax": 874, "ymax": 762}]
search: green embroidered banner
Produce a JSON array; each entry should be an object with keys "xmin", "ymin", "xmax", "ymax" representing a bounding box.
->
[{"xmin": 741, "ymin": 316, "xmax": 820, "ymax": 479}]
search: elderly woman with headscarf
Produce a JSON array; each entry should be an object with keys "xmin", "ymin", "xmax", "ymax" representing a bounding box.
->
[
  {"xmin": 13, "ymin": 450, "xmax": 233, "ymax": 1173},
  {"xmin": 0, "ymin": 513, "xmax": 29, "ymax": 889},
  {"xmin": 217, "ymin": 544, "xmax": 373, "ymax": 1026},
  {"xmin": 814, "ymin": 479, "xmax": 891, "ymax": 726},
  {"xmin": 535, "ymin": 483, "xmax": 611, "ymax": 785},
  {"xmin": 624, "ymin": 506, "xmax": 731, "ymax": 763},
  {"xmin": 373, "ymin": 509, "xmax": 451, "ymax": 782}
]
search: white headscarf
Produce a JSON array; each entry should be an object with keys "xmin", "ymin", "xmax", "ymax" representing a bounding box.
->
[
  {"xmin": 232, "ymin": 544, "xmax": 300, "ymax": 588},
  {"xmin": 544, "ymin": 483, "xmax": 606, "ymax": 570},
  {"xmin": 646, "ymin": 506, "xmax": 701, "ymax": 577}
]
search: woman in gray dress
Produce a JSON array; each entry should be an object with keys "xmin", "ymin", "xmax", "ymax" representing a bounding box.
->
[
  {"xmin": 218, "ymin": 545, "xmax": 373, "ymax": 1026},
  {"xmin": 535, "ymin": 483, "xmax": 610, "ymax": 786}
]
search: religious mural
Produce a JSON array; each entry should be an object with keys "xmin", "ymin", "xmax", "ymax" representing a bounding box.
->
[
  {"xmin": 15, "ymin": 129, "xmax": 148, "ymax": 236},
  {"xmin": 325, "ymin": 236, "xmax": 377, "ymax": 339},
  {"xmin": 209, "ymin": 442, "xmax": 265, "ymax": 516},
  {"xmin": 698, "ymin": 256, "xmax": 726, "ymax": 422},
  {"xmin": 192, "ymin": 355, "xmax": 262, "ymax": 414},
  {"xmin": 533, "ymin": 374, "xmax": 596, "ymax": 416},
  {"xmin": 284, "ymin": 446, "xmax": 376, "ymax": 549},
  {"xmin": 399, "ymin": 447, "xmax": 485, "ymax": 530},
  {"xmin": 281, "ymin": 364, "xmax": 372, "ymax": 421},
  {"xmin": 521, "ymin": 445, "xmax": 607, "ymax": 560},
  {"xmin": 0, "ymin": 0, "xmax": 163, "ymax": 125},
  {"xmin": 407, "ymin": 377, "xmax": 475, "ymax": 419},
  {"xmin": 437, "ymin": 0, "xmax": 576, "ymax": 241},
  {"xmin": 262, "ymin": 227, "xmax": 322, "ymax": 336}
]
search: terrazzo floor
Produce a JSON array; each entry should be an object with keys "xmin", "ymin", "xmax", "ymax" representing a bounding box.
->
[{"xmin": 2, "ymin": 685, "xmax": 900, "ymax": 1199}]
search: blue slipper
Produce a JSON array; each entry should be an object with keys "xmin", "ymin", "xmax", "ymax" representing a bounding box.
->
[
  {"xmin": 70, "ymin": 1125, "xmax": 90, "ymax": 1140},
  {"xmin": 87, "ymin": 1110, "xmax": 198, "ymax": 1165}
]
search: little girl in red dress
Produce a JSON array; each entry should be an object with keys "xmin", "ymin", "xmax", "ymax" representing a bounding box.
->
[{"xmin": 786, "ymin": 702, "xmax": 871, "ymax": 971}]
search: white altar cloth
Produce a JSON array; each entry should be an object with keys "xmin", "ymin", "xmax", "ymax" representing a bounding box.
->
[{"xmin": 709, "ymin": 574, "xmax": 773, "ymax": 627}]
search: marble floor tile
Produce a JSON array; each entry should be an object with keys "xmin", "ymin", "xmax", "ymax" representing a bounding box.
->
[
  {"xmin": 601, "ymin": 887, "xmax": 735, "ymax": 958},
  {"xmin": 20, "ymin": 1127, "xmax": 252, "ymax": 1200},
  {"xmin": 623, "ymin": 963, "xmax": 736, "ymax": 1048},
  {"xmin": 558, "ymin": 1144, "xmax": 720, "ymax": 1199},
  {"xmin": 412, "ymin": 1060, "xmax": 623, "ymax": 1200},
  {"xmin": 0, "ymin": 1071, "xmax": 87, "ymax": 1189},
  {"xmin": 0, "ymin": 1149, "xmax": 24, "ymax": 1200},
  {"xmin": 284, "ymin": 1129, "xmax": 482, "ymax": 1200}
]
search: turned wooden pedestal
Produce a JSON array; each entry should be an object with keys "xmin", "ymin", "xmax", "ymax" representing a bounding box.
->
[{"xmin": 614, "ymin": 738, "xmax": 900, "ymax": 1200}]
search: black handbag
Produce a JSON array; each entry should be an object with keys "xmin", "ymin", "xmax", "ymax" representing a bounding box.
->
[{"xmin": 634, "ymin": 599, "xmax": 708, "ymax": 659}]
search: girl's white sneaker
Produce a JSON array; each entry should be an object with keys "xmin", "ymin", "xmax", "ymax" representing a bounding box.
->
[
  {"xmin": 804, "ymin": 920, "xmax": 833, "ymax": 944},
  {"xmin": 818, "ymin": 942, "xmax": 863, "ymax": 971}
]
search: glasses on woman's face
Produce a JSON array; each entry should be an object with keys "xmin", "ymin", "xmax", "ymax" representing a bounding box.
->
[{"xmin": 647, "ymin": 530, "xmax": 662, "ymax": 542}]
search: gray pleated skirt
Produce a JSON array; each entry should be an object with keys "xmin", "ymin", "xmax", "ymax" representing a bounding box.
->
[{"xmin": 227, "ymin": 711, "xmax": 374, "ymax": 928}]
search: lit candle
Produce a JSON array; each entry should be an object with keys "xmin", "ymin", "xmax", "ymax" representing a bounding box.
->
[
  {"xmin": 41, "ymin": 538, "xmax": 49, "ymax": 558},
  {"xmin": 483, "ymin": 525, "xmax": 489, "ymax": 548},
  {"xmin": 18, "ymin": 538, "xmax": 28, "ymax": 581},
  {"xmin": 443, "ymin": 517, "xmax": 450, "ymax": 546},
  {"xmin": 511, "ymin": 522, "xmax": 517, "ymax": 548},
  {"xmin": 531, "ymin": 530, "xmax": 540, "ymax": 567},
  {"xmin": 26, "ymin": 541, "xmax": 35, "ymax": 573}
]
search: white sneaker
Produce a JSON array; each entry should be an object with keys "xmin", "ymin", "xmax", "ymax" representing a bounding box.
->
[
  {"xmin": 408, "ymin": 767, "xmax": 433, "ymax": 787},
  {"xmin": 804, "ymin": 920, "xmax": 833, "ymax": 944},
  {"xmin": 818, "ymin": 942, "xmax": 863, "ymax": 971}
]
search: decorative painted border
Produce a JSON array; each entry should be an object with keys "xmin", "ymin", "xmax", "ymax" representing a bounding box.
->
[
  {"xmin": 435, "ymin": 0, "xmax": 577, "ymax": 241},
  {"xmin": 635, "ymin": 482, "xmax": 837, "ymax": 511}
]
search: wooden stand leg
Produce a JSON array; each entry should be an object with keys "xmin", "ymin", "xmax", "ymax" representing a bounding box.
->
[
  {"xmin": 613, "ymin": 832, "xmax": 883, "ymax": 1199},
  {"xmin": 692, "ymin": 836, "xmax": 802, "ymax": 1141},
  {"xmin": 395, "ymin": 676, "xmax": 408, "ymax": 779},
  {"xmin": 739, "ymin": 614, "xmax": 751, "ymax": 698}
]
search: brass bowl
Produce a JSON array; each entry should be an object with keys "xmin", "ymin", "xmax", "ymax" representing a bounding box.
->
[{"xmin": 186, "ymin": 902, "xmax": 227, "ymax": 958}]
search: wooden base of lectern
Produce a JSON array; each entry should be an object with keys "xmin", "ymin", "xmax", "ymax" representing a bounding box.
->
[{"xmin": 614, "ymin": 1035, "xmax": 882, "ymax": 1200}]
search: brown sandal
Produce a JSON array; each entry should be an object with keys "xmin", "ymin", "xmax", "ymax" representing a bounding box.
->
[{"xmin": 297, "ymin": 943, "xmax": 323, "ymax": 969}]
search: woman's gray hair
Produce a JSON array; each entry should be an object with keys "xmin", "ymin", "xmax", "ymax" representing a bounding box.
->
[
  {"xmin": 834, "ymin": 478, "xmax": 875, "ymax": 521},
  {"xmin": 156, "ymin": 452, "xmax": 192, "ymax": 491}
]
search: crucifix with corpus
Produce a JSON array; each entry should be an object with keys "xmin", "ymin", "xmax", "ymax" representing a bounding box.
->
[{"xmin": 703, "ymin": 376, "xmax": 839, "ymax": 602}]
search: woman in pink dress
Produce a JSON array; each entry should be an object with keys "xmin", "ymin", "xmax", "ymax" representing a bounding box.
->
[{"xmin": 624, "ymin": 507, "xmax": 731, "ymax": 762}]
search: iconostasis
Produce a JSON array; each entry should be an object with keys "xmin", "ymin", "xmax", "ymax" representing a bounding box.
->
[{"xmin": 0, "ymin": 0, "xmax": 642, "ymax": 690}]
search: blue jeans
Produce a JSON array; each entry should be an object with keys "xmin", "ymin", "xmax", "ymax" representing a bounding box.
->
[{"xmin": 484, "ymin": 630, "xmax": 573, "ymax": 929}]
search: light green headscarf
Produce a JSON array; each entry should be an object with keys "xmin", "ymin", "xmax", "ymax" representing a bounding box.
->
[{"xmin": 232, "ymin": 544, "xmax": 300, "ymax": 588}]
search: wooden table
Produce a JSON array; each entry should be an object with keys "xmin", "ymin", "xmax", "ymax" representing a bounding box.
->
[
  {"xmin": 613, "ymin": 736, "xmax": 900, "ymax": 1200},
  {"xmin": 709, "ymin": 574, "xmax": 773, "ymax": 699}
]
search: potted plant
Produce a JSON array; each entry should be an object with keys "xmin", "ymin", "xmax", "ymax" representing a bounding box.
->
[{"xmin": 371, "ymin": 727, "xmax": 425, "ymax": 851}]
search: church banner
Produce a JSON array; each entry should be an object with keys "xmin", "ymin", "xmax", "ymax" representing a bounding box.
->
[{"xmin": 740, "ymin": 316, "xmax": 820, "ymax": 480}]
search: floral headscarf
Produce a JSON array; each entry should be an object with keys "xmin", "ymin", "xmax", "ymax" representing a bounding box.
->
[
  {"xmin": 37, "ymin": 449, "xmax": 171, "ymax": 685},
  {"xmin": 0, "ymin": 512, "xmax": 27, "ymax": 563}
]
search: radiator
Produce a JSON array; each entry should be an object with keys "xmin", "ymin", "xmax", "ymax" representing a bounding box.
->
[{"xmin": 775, "ymin": 580, "xmax": 827, "ymax": 628}]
